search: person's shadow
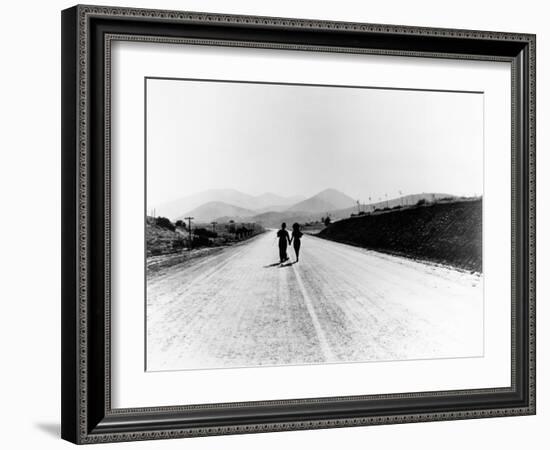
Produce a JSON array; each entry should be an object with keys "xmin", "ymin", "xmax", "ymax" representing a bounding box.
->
[
  {"xmin": 263, "ymin": 261, "xmax": 297, "ymax": 268},
  {"xmin": 279, "ymin": 261, "xmax": 296, "ymax": 268},
  {"xmin": 263, "ymin": 262, "xmax": 281, "ymax": 268}
]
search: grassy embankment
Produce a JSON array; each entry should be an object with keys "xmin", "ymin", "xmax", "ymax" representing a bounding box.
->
[
  {"xmin": 317, "ymin": 198, "xmax": 482, "ymax": 272},
  {"xmin": 146, "ymin": 216, "xmax": 265, "ymax": 272}
]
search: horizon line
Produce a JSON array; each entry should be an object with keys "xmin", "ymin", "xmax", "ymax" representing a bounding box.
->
[{"xmin": 149, "ymin": 190, "xmax": 483, "ymax": 219}]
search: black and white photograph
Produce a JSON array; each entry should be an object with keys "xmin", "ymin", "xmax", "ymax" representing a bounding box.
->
[{"xmin": 145, "ymin": 77, "xmax": 484, "ymax": 372}]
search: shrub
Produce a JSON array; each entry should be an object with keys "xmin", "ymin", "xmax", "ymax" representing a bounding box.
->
[
  {"xmin": 172, "ymin": 238, "xmax": 186, "ymax": 250},
  {"xmin": 194, "ymin": 228, "xmax": 217, "ymax": 238},
  {"xmin": 192, "ymin": 235, "xmax": 211, "ymax": 247},
  {"xmin": 236, "ymin": 226, "xmax": 251, "ymax": 238},
  {"xmin": 155, "ymin": 216, "xmax": 175, "ymax": 231}
]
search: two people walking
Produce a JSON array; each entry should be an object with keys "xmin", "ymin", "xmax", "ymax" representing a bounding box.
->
[{"xmin": 277, "ymin": 222, "xmax": 303, "ymax": 264}]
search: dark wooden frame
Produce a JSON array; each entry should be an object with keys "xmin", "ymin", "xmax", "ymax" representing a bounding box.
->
[{"xmin": 61, "ymin": 4, "xmax": 536, "ymax": 444}]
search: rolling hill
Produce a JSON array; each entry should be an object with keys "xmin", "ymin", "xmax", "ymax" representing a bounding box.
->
[
  {"xmin": 153, "ymin": 189, "xmax": 305, "ymax": 220},
  {"xmin": 211, "ymin": 188, "xmax": 357, "ymax": 227},
  {"xmin": 318, "ymin": 198, "xmax": 482, "ymax": 272},
  {"xmin": 286, "ymin": 188, "xmax": 356, "ymax": 213},
  {"xmin": 180, "ymin": 201, "xmax": 255, "ymax": 222},
  {"xmin": 249, "ymin": 210, "xmax": 323, "ymax": 228},
  {"xmin": 331, "ymin": 193, "xmax": 458, "ymax": 218}
]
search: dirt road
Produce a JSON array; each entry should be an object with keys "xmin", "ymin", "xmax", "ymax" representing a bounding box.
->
[{"xmin": 146, "ymin": 231, "xmax": 483, "ymax": 371}]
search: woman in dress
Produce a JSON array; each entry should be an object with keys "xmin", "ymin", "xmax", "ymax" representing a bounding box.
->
[{"xmin": 290, "ymin": 222, "xmax": 303, "ymax": 262}]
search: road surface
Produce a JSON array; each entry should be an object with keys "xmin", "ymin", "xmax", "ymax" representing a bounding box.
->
[{"xmin": 146, "ymin": 231, "xmax": 483, "ymax": 371}]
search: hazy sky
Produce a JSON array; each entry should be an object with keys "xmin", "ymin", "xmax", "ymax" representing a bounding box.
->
[{"xmin": 146, "ymin": 78, "xmax": 483, "ymax": 207}]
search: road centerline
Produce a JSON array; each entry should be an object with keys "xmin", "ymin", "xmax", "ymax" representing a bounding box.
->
[{"xmin": 291, "ymin": 262, "xmax": 334, "ymax": 361}]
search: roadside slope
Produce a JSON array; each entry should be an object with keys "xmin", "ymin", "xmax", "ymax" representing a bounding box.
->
[{"xmin": 317, "ymin": 199, "xmax": 482, "ymax": 272}]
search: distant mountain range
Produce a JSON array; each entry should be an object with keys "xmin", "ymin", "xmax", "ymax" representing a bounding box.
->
[
  {"xmin": 181, "ymin": 201, "xmax": 255, "ymax": 222},
  {"xmin": 155, "ymin": 188, "xmax": 459, "ymax": 227},
  {"xmin": 154, "ymin": 189, "xmax": 305, "ymax": 220},
  {"xmin": 172, "ymin": 188, "xmax": 356, "ymax": 223}
]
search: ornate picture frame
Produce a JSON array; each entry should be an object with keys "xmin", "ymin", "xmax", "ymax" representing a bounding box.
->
[{"xmin": 61, "ymin": 4, "xmax": 535, "ymax": 444}]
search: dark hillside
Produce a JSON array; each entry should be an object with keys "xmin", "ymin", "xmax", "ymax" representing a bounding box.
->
[
  {"xmin": 317, "ymin": 199, "xmax": 482, "ymax": 272},
  {"xmin": 146, "ymin": 217, "xmax": 186, "ymax": 256}
]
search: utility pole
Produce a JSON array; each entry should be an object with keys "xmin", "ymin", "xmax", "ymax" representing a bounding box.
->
[
  {"xmin": 211, "ymin": 221, "xmax": 217, "ymax": 233},
  {"xmin": 184, "ymin": 216, "xmax": 194, "ymax": 249}
]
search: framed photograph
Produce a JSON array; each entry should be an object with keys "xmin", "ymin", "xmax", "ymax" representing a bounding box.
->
[{"xmin": 61, "ymin": 5, "xmax": 536, "ymax": 444}]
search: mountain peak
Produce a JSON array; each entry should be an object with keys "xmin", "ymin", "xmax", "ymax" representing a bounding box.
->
[
  {"xmin": 286, "ymin": 188, "xmax": 355, "ymax": 213},
  {"xmin": 317, "ymin": 187, "xmax": 346, "ymax": 196}
]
